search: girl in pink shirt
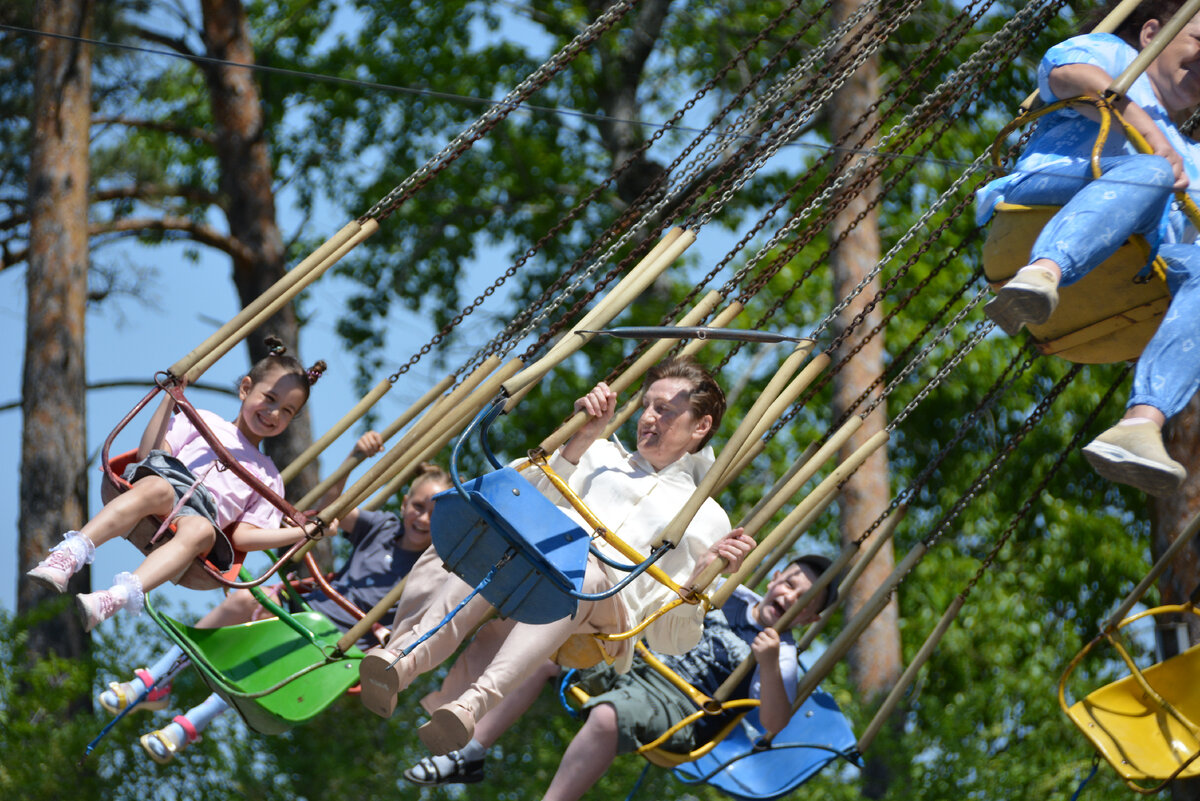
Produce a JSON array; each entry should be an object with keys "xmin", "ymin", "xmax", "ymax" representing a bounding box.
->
[{"xmin": 28, "ymin": 336, "xmax": 328, "ymax": 630}]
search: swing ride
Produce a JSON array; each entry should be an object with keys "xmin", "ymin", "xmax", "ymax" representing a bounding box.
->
[{"xmin": 58, "ymin": 0, "xmax": 1200, "ymax": 797}]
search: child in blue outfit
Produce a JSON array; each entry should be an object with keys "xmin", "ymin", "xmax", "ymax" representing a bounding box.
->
[{"xmin": 979, "ymin": 3, "xmax": 1200, "ymax": 496}]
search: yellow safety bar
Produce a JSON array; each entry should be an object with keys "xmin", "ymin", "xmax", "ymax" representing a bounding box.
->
[
  {"xmin": 514, "ymin": 451, "xmax": 716, "ymax": 645},
  {"xmin": 564, "ymin": 640, "xmax": 762, "ymax": 768}
]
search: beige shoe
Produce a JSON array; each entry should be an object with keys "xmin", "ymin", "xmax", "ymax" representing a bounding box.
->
[
  {"xmin": 984, "ymin": 266, "xmax": 1059, "ymax": 336},
  {"xmin": 418, "ymin": 702, "xmax": 476, "ymax": 756},
  {"xmin": 358, "ymin": 647, "xmax": 412, "ymax": 718},
  {"xmin": 1082, "ymin": 420, "xmax": 1187, "ymax": 497}
]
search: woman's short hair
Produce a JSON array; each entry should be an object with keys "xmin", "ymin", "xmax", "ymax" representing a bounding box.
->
[
  {"xmin": 644, "ymin": 356, "xmax": 726, "ymax": 448},
  {"xmin": 1093, "ymin": 1, "xmax": 1191, "ymax": 47}
]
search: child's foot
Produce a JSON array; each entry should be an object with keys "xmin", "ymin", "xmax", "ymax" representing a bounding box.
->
[
  {"xmin": 358, "ymin": 647, "xmax": 413, "ymax": 718},
  {"xmin": 418, "ymin": 702, "xmax": 476, "ymax": 756},
  {"xmin": 98, "ymin": 670, "xmax": 172, "ymax": 715},
  {"xmin": 1083, "ymin": 419, "xmax": 1187, "ymax": 496},
  {"xmin": 138, "ymin": 718, "xmax": 196, "ymax": 765},
  {"xmin": 77, "ymin": 590, "xmax": 122, "ymax": 632},
  {"xmin": 403, "ymin": 750, "xmax": 485, "ymax": 786},
  {"xmin": 984, "ymin": 265, "xmax": 1059, "ymax": 335},
  {"xmin": 27, "ymin": 550, "xmax": 79, "ymax": 594}
]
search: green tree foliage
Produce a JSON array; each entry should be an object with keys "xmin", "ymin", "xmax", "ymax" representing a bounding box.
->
[{"xmin": 6, "ymin": 1, "xmax": 1183, "ymax": 799}]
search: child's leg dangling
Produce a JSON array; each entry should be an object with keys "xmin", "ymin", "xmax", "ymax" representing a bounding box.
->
[{"xmin": 27, "ymin": 531, "xmax": 95, "ymax": 593}]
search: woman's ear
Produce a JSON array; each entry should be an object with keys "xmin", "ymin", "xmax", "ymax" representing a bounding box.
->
[
  {"xmin": 691, "ymin": 414, "xmax": 713, "ymax": 449},
  {"xmin": 1141, "ymin": 18, "xmax": 1163, "ymax": 50}
]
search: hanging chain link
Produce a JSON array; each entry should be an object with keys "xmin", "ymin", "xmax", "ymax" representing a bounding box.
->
[
  {"xmin": 961, "ymin": 365, "xmax": 1131, "ymax": 597},
  {"xmin": 849, "ymin": 341, "xmax": 1041, "ymax": 548},
  {"xmin": 915, "ymin": 362, "xmax": 1083, "ymax": 551},
  {"xmin": 362, "ymin": 0, "xmax": 640, "ymax": 224}
]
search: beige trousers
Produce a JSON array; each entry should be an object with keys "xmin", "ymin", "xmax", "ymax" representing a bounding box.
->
[{"xmin": 387, "ymin": 553, "xmax": 629, "ymax": 725}]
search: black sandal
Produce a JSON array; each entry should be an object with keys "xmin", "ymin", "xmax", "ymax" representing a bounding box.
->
[{"xmin": 402, "ymin": 751, "xmax": 485, "ymax": 786}]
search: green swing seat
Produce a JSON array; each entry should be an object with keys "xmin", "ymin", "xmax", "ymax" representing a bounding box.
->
[{"xmin": 150, "ymin": 604, "xmax": 365, "ymax": 735}]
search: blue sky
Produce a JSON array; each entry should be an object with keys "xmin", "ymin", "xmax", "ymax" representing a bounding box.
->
[
  {"xmin": 0, "ymin": 233, "xmax": 511, "ymax": 613},
  {"xmin": 1, "ymin": 1, "xmax": 548, "ymax": 614}
]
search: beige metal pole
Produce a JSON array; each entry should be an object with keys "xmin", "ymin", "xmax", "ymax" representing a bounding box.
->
[
  {"xmin": 170, "ymin": 220, "xmax": 364, "ymax": 378},
  {"xmin": 501, "ymin": 229, "xmax": 695, "ymax": 398},
  {"xmin": 717, "ymin": 351, "xmax": 829, "ymax": 488},
  {"xmin": 281, "ymin": 378, "xmax": 392, "ymax": 486},
  {"xmin": 702, "ymin": 428, "xmax": 888, "ymax": 602},
  {"xmin": 181, "ymin": 219, "xmax": 378, "ymax": 384},
  {"xmin": 655, "ymin": 342, "xmax": 813, "ymax": 549}
]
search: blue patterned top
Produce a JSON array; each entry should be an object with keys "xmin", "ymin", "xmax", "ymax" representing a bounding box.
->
[{"xmin": 977, "ymin": 32, "xmax": 1200, "ymax": 242}]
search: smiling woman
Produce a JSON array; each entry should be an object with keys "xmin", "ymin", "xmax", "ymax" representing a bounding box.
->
[
  {"xmin": 357, "ymin": 355, "xmax": 755, "ymax": 762},
  {"xmin": 976, "ymin": 0, "xmax": 1200, "ymax": 498}
]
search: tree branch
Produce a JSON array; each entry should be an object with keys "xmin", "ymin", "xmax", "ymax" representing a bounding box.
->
[
  {"xmin": 94, "ymin": 183, "xmax": 222, "ymax": 207},
  {"xmin": 92, "ymin": 115, "xmax": 215, "ymax": 145},
  {"xmin": 90, "ymin": 216, "xmax": 254, "ymax": 264},
  {"xmin": 128, "ymin": 24, "xmax": 198, "ymax": 60}
]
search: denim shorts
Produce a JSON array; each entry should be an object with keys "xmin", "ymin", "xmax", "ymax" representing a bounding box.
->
[{"xmin": 123, "ymin": 450, "xmax": 233, "ymax": 570}]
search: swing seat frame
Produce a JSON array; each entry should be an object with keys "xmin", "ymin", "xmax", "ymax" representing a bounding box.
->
[
  {"xmin": 563, "ymin": 648, "xmax": 858, "ymax": 800},
  {"xmin": 100, "ymin": 380, "xmax": 321, "ymax": 590},
  {"xmin": 432, "ymin": 397, "xmax": 675, "ymax": 627},
  {"xmin": 102, "ymin": 449, "xmax": 247, "ymax": 590},
  {"xmin": 982, "ymin": 202, "xmax": 1169, "ymax": 364},
  {"xmin": 982, "ymin": 94, "xmax": 1179, "ymax": 365},
  {"xmin": 1060, "ymin": 604, "xmax": 1200, "ymax": 793},
  {"xmin": 147, "ymin": 599, "xmax": 365, "ymax": 735}
]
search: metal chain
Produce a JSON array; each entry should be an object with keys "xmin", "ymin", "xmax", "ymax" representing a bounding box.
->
[
  {"xmin": 456, "ymin": 0, "xmax": 823, "ymax": 372},
  {"xmin": 882, "ymin": 291, "xmax": 993, "ymax": 428},
  {"xmin": 961, "ymin": 365, "xmax": 1131, "ymax": 597},
  {"xmin": 459, "ymin": 0, "xmax": 844, "ymax": 371},
  {"xmin": 687, "ymin": 0, "xmax": 919, "ymax": 231},
  {"xmin": 833, "ymin": 256, "xmax": 982, "ymax": 428},
  {"xmin": 729, "ymin": 0, "xmax": 994, "ymax": 309},
  {"xmin": 849, "ymin": 341, "xmax": 1041, "ymax": 548},
  {"xmin": 361, "ymin": 0, "xmax": 640, "ymax": 223},
  {"xmin": 915, "ymin": 362, "xmax": 1083, "ymax": 551}
]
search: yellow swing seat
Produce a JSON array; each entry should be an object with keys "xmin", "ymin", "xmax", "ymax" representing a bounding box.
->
[
  {"xmin": 982, "ymin": 201, "xmax": 1170, "ymax": 364},
  {"xmin": 1060, "ymin": 604, "xmax": 1200, "ymax": 790}
]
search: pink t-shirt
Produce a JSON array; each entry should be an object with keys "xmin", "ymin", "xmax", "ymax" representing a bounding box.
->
[{"xmin": 163, "ymin": 409, "xmax": 284, "ymax": 531}]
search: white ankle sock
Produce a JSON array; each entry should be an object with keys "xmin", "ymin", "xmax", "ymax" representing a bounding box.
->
[
  {"xmin": 110, "ymin": 572, "xmax": 144, "ymax": 616},
  {"xmin": 1016, "ymin": 265, "xmax": 1058, "ymax": 282},
  {"xmin": 459, "ymin": 738, "xmax": 486, "ymax": 761},
  {"xmin": 51, "ymin": 531, "xmax": 95, "ymax": 572}
]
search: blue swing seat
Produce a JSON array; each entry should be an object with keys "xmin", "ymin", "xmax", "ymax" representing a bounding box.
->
[
  {"xmin": 431, "ymin": 466, "xmax": 591, "ymax": 624},
  {"xmin": 672, "ymin": 687, "xmax": 859, "ymax": 801}
]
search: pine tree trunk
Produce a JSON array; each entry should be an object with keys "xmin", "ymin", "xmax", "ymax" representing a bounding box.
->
[
  {"xmin": 198, "ymin": 0, "xmax": 318, "ymax": 509},
  {"xmin": 19, "ymin": 0, "xmax": 93, "ymax": 665},
  {"xmin": 1154, "ymin": 395, "xmax": 1200, "ymax": 801},
  {"xmin": 828, "ymin": 2, "xmax": 901, "ymax": 797}
]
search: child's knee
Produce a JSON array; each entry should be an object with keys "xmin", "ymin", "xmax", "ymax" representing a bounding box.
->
[
  {"xmin": 1127, "ymin": 154, "xmax": 1175, "ymax": 191},
  {"xmin": 588, "ymin": 702, "xmax": 619, "ymax": 734},
  {"xmin": 173, "ymin": 517, "xmax": 217, "ymax": 555}
]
